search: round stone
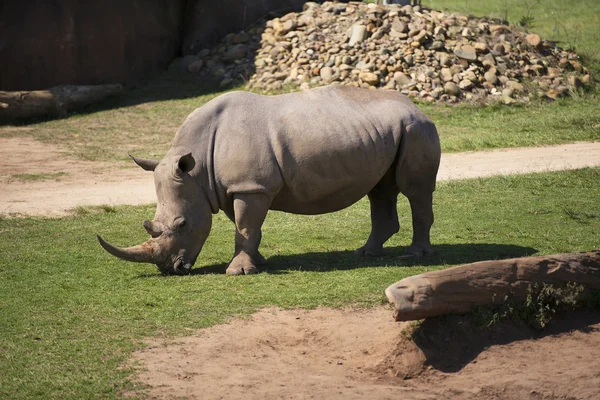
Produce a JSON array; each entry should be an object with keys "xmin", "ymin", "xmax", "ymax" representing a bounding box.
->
[
  {"xmin": 359, "ymin": 72, "xmax": 380, "ymax": 86},
  {"xmin": 320, "ymin": 66, "xmax": 333, "ymax": 81},
  {"xmin": 444, "ymin": 82, "xmax": 460, "ymax": 96}
]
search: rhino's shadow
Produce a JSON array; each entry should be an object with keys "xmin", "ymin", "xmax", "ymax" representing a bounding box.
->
[{"xmin": 186, "ymin": 243, "xmax": 537, "ymax": 275}]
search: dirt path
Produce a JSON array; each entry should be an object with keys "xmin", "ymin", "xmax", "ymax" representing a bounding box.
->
[
  {"xmin": 0, "ymin": 137, "xmax": 154, "ymax": 217},
  {"xmin": 438, "ymin": 141, "xmax": 600, "ymax": 180},
  {"xmin": 1, "ymin": 137, "xmax": 599, "ymax": 216}
]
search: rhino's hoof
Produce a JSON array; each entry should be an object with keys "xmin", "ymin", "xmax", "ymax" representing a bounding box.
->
[
  {"xmin": 226, "ymin": 264, "xmax": 259, "ymax": 275},
  {"xmin": 226, "ymin": 267, "xmax": 243, "ymax": 275},
  {"xmin": 401, "ymin": 245, "xmax": 434, "ymax": 261},
  {"xmin": 354, "ymin": 246, "xmax": 385, "ymax": 257}
]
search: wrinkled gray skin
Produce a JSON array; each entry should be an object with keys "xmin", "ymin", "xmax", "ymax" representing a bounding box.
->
[{"xmin": 98, "ymin": 86, "xmax": 441, "ymax": 275}]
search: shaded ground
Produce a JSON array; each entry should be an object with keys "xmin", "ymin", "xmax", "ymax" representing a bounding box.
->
[
  {"xmin": 130, "ymin": 307, "xmax": 600, "ymax": 400},
  {"xmin": 1, "ymin": 136, "xmax": 599, "ymax": 216}
]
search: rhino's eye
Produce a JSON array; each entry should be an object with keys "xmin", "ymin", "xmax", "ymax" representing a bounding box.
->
[{"xmin": 178, "ymin": 220, "xmax": 187, "ymax": 229}]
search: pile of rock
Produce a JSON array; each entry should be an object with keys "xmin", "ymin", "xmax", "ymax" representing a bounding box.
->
[{"xmin": 175, "ymin": 1, "xmax": 592, "ymax": 103}]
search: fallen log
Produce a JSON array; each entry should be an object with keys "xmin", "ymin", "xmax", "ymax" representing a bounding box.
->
[
  {"xmin": 0, "ymin": 84, "xmax": 123, "ymax": 119},
  {"xmin": 385, "ymin": 249, "xmax": 600, "ymax": 321}
]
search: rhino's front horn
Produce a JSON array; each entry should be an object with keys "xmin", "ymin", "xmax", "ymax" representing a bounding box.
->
[{"xmin": 97, "ymin": 235, "xmax": 160, "ymax": 264}]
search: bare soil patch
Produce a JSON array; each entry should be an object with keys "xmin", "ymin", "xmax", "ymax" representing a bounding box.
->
[
  {"xmin": 130, "ymin": 307, "xmax": 600, "ymax": 400},
  {"xmin": 0, "ymin": 137, "xmax": 154, "ymax": 216},
  {"xmin": 1, "ymin": 136, "xmax": 599, "ymax": 216}
]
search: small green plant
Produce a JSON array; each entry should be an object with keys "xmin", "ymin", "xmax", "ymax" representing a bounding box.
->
[
  {"xmin": 471, "ymin": 281, "xmax": 589, "ymax": 330},
  {"xmin": 73, "ymin": 204, "xmax": 117, "ymax": 216},
  {"xmin": 100, "ymin": 205, "xmax": 117, "ymax": 213},
  {"xmin": 10, "ymin": 172, "xmax": 67, "ymax": 181},
  {"xmin": 518, "ymin": 282, "xmax": 584, "ymax": 329},
  {"xmin": 73, "ymin": 206, "xmax": 90, "ymax": 216},
  {"xmin": 518, "ymin": 14, "xmax": 535, "ymax": 28}
]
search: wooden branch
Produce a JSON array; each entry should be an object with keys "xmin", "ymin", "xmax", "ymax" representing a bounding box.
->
[
  {"xmin": 385, "ymin": 249, "xmax": 600, "ymax": 321},
  {"xmin": 0, "ymin": 84, "xmax": 122, "ymax": 119}
]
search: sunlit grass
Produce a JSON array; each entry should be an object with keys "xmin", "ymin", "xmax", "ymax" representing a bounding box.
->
[{"xmin": 0, "ymin": 168, "xmax": 599, "ymax": 399}]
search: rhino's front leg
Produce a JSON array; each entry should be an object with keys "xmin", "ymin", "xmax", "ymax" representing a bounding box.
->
[{"xmin": 226, "ymin": 193, "xmax": 270, "ymax": 275}]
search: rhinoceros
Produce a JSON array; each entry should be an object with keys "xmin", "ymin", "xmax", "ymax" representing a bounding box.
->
[{"xmin": 97, "ymin": 86, "xmax": 441, "ymax": 275}]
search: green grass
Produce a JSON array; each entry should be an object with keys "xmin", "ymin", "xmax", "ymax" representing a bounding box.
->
[
  {"xmin": 420, "ymin": 98, "xmax": 600, "ymax": 152},
  {"xmin": 8, "ymin": 172, "xmax": 67, "ymax": 182},
  {"xmin": 1, "ymin": 168, "xmax": 599, "ymax": 399}
]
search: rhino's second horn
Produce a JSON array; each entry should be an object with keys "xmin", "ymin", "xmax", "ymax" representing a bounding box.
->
[{"xmin": 96, "ymin": 235, "xmax": 159, "ymax": 263}]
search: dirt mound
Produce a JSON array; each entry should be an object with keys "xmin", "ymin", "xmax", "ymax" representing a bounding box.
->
[{"xmin": 129, "ymin": 307, "xmax": 600, "ymax": 400}]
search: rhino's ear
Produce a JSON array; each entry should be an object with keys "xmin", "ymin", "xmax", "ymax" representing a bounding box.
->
[
  {"xmin": 176, "ymin": 153, "xmax": 196, "ymax": 174},
  {"xmin": 129, "ymin": 154, "xmax": 159, "ymax": 172}
]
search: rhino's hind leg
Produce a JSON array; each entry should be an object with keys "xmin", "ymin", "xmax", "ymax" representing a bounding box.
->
[
  {"xmin": 402, "ymin": 191, "xmax": 434, "ymax": 258},
  {"xmin": 397, "ymin": 173, "xmax": 436, "ymax": 259},
  {"xmin": 396, "ymin": 121, "xmax": 440, "ymax": 260},
  {"xmin": 227, "ymin": 193, "xmax": 271, "ymax": 275},
  {"xmin": 355, "ymin": 171, "xmax": 400, "ymax": 257}
]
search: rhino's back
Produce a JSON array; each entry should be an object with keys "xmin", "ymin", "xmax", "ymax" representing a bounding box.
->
[{"xmin": 212, "ymin": 86, "xmax": 432, "ymax": 214}]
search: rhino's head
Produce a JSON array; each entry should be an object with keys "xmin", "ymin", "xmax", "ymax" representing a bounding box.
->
[{"xmin": 97, "ymin": 151, "xmax": 212, "ymax": 275}]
